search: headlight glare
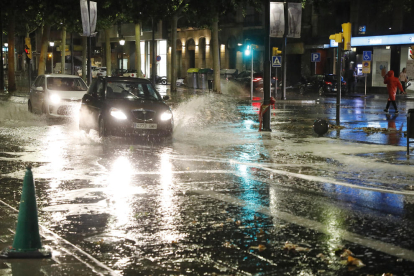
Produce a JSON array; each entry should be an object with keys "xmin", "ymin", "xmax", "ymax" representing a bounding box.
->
[
  {"xmin": 49, "ymin": 94, "xmax": 60, "ymax": 105},
  {"xmin": 160, "ymin": 110, "xmax": 173, "ymax": 121},
  {"xmin": 110, "ymin": 108, "xmax": 127, "ymax": 120}
]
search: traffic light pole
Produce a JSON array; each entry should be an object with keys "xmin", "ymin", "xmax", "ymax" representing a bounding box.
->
[
  {"xmin": 274, "ymin": 68, "xmax": 277, "ymax": 99},
  {"xmin": 262, "ymin": 0, "xmax": 271, "ymax": 131},
  {"xmin": 336, "ymin": 43, "xmax": 342, "ymax": 126},
  {"xmin": 28, "ymin": 60, "xmax": 31, "ymax": 91}
]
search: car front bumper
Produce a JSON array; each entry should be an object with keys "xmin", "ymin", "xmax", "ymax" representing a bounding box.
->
[
  {"xmin": 105, "ymin": 117, "xmax": 173, "ymax": 137},
  {"xmin": 49, "ymin": 101, "xmax": 82, "ymax": 116}
]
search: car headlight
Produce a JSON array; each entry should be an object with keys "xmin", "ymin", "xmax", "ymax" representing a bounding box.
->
[
  {"xmin": 49, "ymin": 94, "xmax": 60, "ymax": 105},
  {"xmin": 110, "ymin": 108, "xmax": 127, "ymax": 120},
  {"xmin": 160, "ymin": 110, "xmax": 173, "ymax": 121}
]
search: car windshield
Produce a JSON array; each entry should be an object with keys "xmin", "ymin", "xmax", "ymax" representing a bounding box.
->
[
  {"xmin": 325, "ymin": 75, "xmax": 337, "ymax": 82},
  {"xmin": 106, "ymin": 81, "xmax": 161, "ymax": 101},
  {"xmin": 47, "ymin": 77, "xmax": 88, "ymax": 91}
]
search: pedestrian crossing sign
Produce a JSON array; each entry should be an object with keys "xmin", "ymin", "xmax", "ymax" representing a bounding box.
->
[{"xmin": 272, "ymin": 56, "xmax": 282, "ymax": 67}]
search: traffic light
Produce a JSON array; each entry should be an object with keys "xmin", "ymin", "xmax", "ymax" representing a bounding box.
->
[
  {"xmin": 245, "ymin": 44, "xmax": 259, "ymax": 56},
  {"xmin": 341, "ymin": 22, "xmax": 352, "ymax": 50},
  {"xmin": 329, "ymin": 33, "xmax": 343, "ymax": 43},
  {"xmin": 273, "ymin": 47, "xmax": 282, "ymax": 55},
  {"xmin": 25, "ymin": 37, "xmax": 32, "ymax": 60},
  {"xmin": 245, "ymin": 45, "xmax": 251, "ymax": 56}
]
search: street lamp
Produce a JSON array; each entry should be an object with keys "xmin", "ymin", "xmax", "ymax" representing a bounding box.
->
[
  {"xmin": 119, "ymin": 38, "xmax": 125, "ymax": 73},
  {"xmin": 4, "ymin": 43, "xmax": 8, "ymax": 71},
  {"xmin": 49, "ymin": 41, "xmax": 55, "ymax": 74},
  {"xmin": 244, "ymin": 44, "xmax": 254, "ymax": 101}
]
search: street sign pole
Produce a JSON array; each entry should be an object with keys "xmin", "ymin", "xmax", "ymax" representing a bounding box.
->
[
  {"xmin": 365, "ymin": 74, "xmax": 367, "ymax": 96},
  {"xmin": 281, "ymin": 2, "xmax": 288, "ymax": 101},
  {"xmin": 274, "ymin": 67, "xmax": 277, "ymax": 99},
  {"xmin": 362, "ymin": 51, "xmax": 372, "ymax": 97}
]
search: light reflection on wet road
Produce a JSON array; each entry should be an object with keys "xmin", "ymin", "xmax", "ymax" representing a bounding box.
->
[{"xmin": 1, "ymin": 92, "xmax": 414, "ymax": 275}]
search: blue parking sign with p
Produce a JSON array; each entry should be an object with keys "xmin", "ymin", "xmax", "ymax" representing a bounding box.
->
[{"xmin": 311, "ymin": 53, "xmax": 321, "ymax": 62}]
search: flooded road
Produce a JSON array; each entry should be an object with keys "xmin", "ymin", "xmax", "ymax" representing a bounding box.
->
[{"xmin": 1, "ymin": 91, "xmax": 414, "ymax": 275}]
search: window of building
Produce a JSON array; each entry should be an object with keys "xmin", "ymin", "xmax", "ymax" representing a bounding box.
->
[
  {"xmin": 140, "ymin": 41, "xmax": 145, "ymax": 77},
  {"xmin": 157, "ymin": 40, "xmax": 167, "ymax": 76}
]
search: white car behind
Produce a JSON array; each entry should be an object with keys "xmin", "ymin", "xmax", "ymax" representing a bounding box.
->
[{"xmin": 28, "ymin": 74, "xmax": 88, "ymax": 117}]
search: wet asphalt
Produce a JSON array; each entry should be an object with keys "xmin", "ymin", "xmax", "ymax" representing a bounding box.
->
[{"xmin": 0, "ymin": 84, "xmax": 414, "ymax": 275}]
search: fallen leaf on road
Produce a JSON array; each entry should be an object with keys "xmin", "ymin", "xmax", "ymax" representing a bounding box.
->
[
  {"xmin": 250, "ymin": 244, "xmax": 266, "ymax": 252},
  {"xmin": 347, "ymin": 256, "xmax": 365, "ymax": 267}
]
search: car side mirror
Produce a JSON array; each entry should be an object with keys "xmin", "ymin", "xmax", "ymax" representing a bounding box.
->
[
  {"xmin": 35, "ymin": 86, "xmax": 44, "ymax": 92},
  {"xmin": 163, "ymin": 95, "xmax": 170, "ymax": 101}
]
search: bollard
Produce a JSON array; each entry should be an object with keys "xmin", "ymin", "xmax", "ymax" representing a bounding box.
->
[
  {"xmin": 0, "ymin": 166, "xmax": 51, "ymax": 258},
  {"xmin": 313, "ymin": 119, "xmax": 329, "ymax": 136}
]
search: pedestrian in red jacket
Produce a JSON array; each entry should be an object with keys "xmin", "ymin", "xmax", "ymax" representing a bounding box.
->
[{"xmin": 383, "ymin": 70, "xmax": 405, "ymax": 114}]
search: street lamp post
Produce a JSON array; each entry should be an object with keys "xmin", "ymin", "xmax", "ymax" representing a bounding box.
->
[
  {"xmin": 119, "ymin": 38, "xmax": 125, "ymax": 73},
  {"xmin": 244, "ymin": 45, "xmax": 254, "ymax": 101},
  {"xmin": 4, "ymin": 43, "xmax": 8, "ymax": 73},
  {"xmin": 250, "ymin": 49, "xmax": 253, "ymax": 101},
  {"xmin": 49, "ymin": 41, "xmax": 54, "ymax": 74}
]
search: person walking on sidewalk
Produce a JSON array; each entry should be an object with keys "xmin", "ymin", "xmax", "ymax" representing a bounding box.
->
[
  {"xmin": 398, "ymin": 68, "xmax": 408, "ymax": 94},
  {"xmin": 351, "ymin": 67, "xmax": 358, "ymax": 93},
  {"xmin": 383, "ymin": 70, "xmax": 405, "ymax": 114}
]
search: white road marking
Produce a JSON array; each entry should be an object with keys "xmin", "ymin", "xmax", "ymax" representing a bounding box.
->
[{"xmin": 171, "ymin": 156, "xmax": 414, "ymax": 196}]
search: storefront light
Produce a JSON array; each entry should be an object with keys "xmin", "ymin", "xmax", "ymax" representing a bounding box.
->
[
  {"xmin": 351, "ymin": 47, "xmax": 356, "ymax": 52},
  {"xmin": 386, "ymin": 46, "xmax": 390, "ymax": 49}
]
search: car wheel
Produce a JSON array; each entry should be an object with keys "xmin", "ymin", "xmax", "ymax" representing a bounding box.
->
[
  {"xmin": 28, "ymin": 101, "xmax": 33, "ymax": 113},
  {"xmin": 161, "ymin": 79, "xmax": 167, "ymax": 85},
  {"xmin": 79, "ymin": 119, "xmax": 90, "ymax": 134},
  {"xmin": 98, "ymin": 117, "xmax": 107, "ymax": 138},
  {"xmin": 42, "ymin": 103, "xmax": 49, "ymax": 115}
]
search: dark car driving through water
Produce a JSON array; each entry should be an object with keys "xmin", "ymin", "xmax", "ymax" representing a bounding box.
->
[{"xmin": 79, "ymin": 77, "xmax": 173, "ymax": 138}]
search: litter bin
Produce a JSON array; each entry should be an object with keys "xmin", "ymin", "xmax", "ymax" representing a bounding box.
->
[
  {"xmin": 407, "ymin": 109, "xmax": 414, "ymax": 156},
  {"xmin": 408, "ymin": 109, "xmax": 414, "ymax": 139},
  {"xmin": 197, "ymin": 68, "xmax": 214, "ymax": 89},
  {"xmin": 187, "ymin": 68, "xmax": 200, "ymax": 88}
]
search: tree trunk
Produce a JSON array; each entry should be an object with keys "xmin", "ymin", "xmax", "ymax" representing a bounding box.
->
[
  {"xmin": 7, "ymin": 10, "xmax": 16, "ymax": 92},
  {"xmin": 38, "ymin": 24, "xmax": 50, "ymax": 76},
  {"xmin": 134, "ymin": 23, "xmax": 142, "ymax": 78},
  {"xmin": 105, "ymin": 29, "xmax": 111, "ymax": 77},
  {"xmin": 61, "ymin": 27, "xmax": 66, "ymax": 74},
  {"xmin": 170, "ymin": 15, "xmax": 178, "ymax": 93},
  {"xmin": 82, "ymin": 36, "xmax": 87, "ymax": 81},
  {"xmin": 212, "ymin": 14, "xmax": 221, "ymax": 93}
]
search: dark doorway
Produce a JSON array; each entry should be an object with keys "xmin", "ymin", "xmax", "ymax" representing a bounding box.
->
[
  {"xmin": 227, "ymin": 36, "xmax": 237, "ymax": 69},
  {"xmin": 186, "ymin": 39, "xmax": 195, "ymax": 68},
  {"xmin": 176, "ymin": 39, "xmax": 183, "ymax": 77},
  {"xmin": 199, "ymin": 37, "xmax": 206, "ymax": 68}
]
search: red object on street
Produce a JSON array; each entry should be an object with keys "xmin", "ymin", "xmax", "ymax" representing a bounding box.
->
[
  {"xmin": 384, "ymin": 70, "xmax": 404, "ymax": 101},
  {"xmin": 258, "ymin": 97, "xmax": 276, "ymax": 131}
]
